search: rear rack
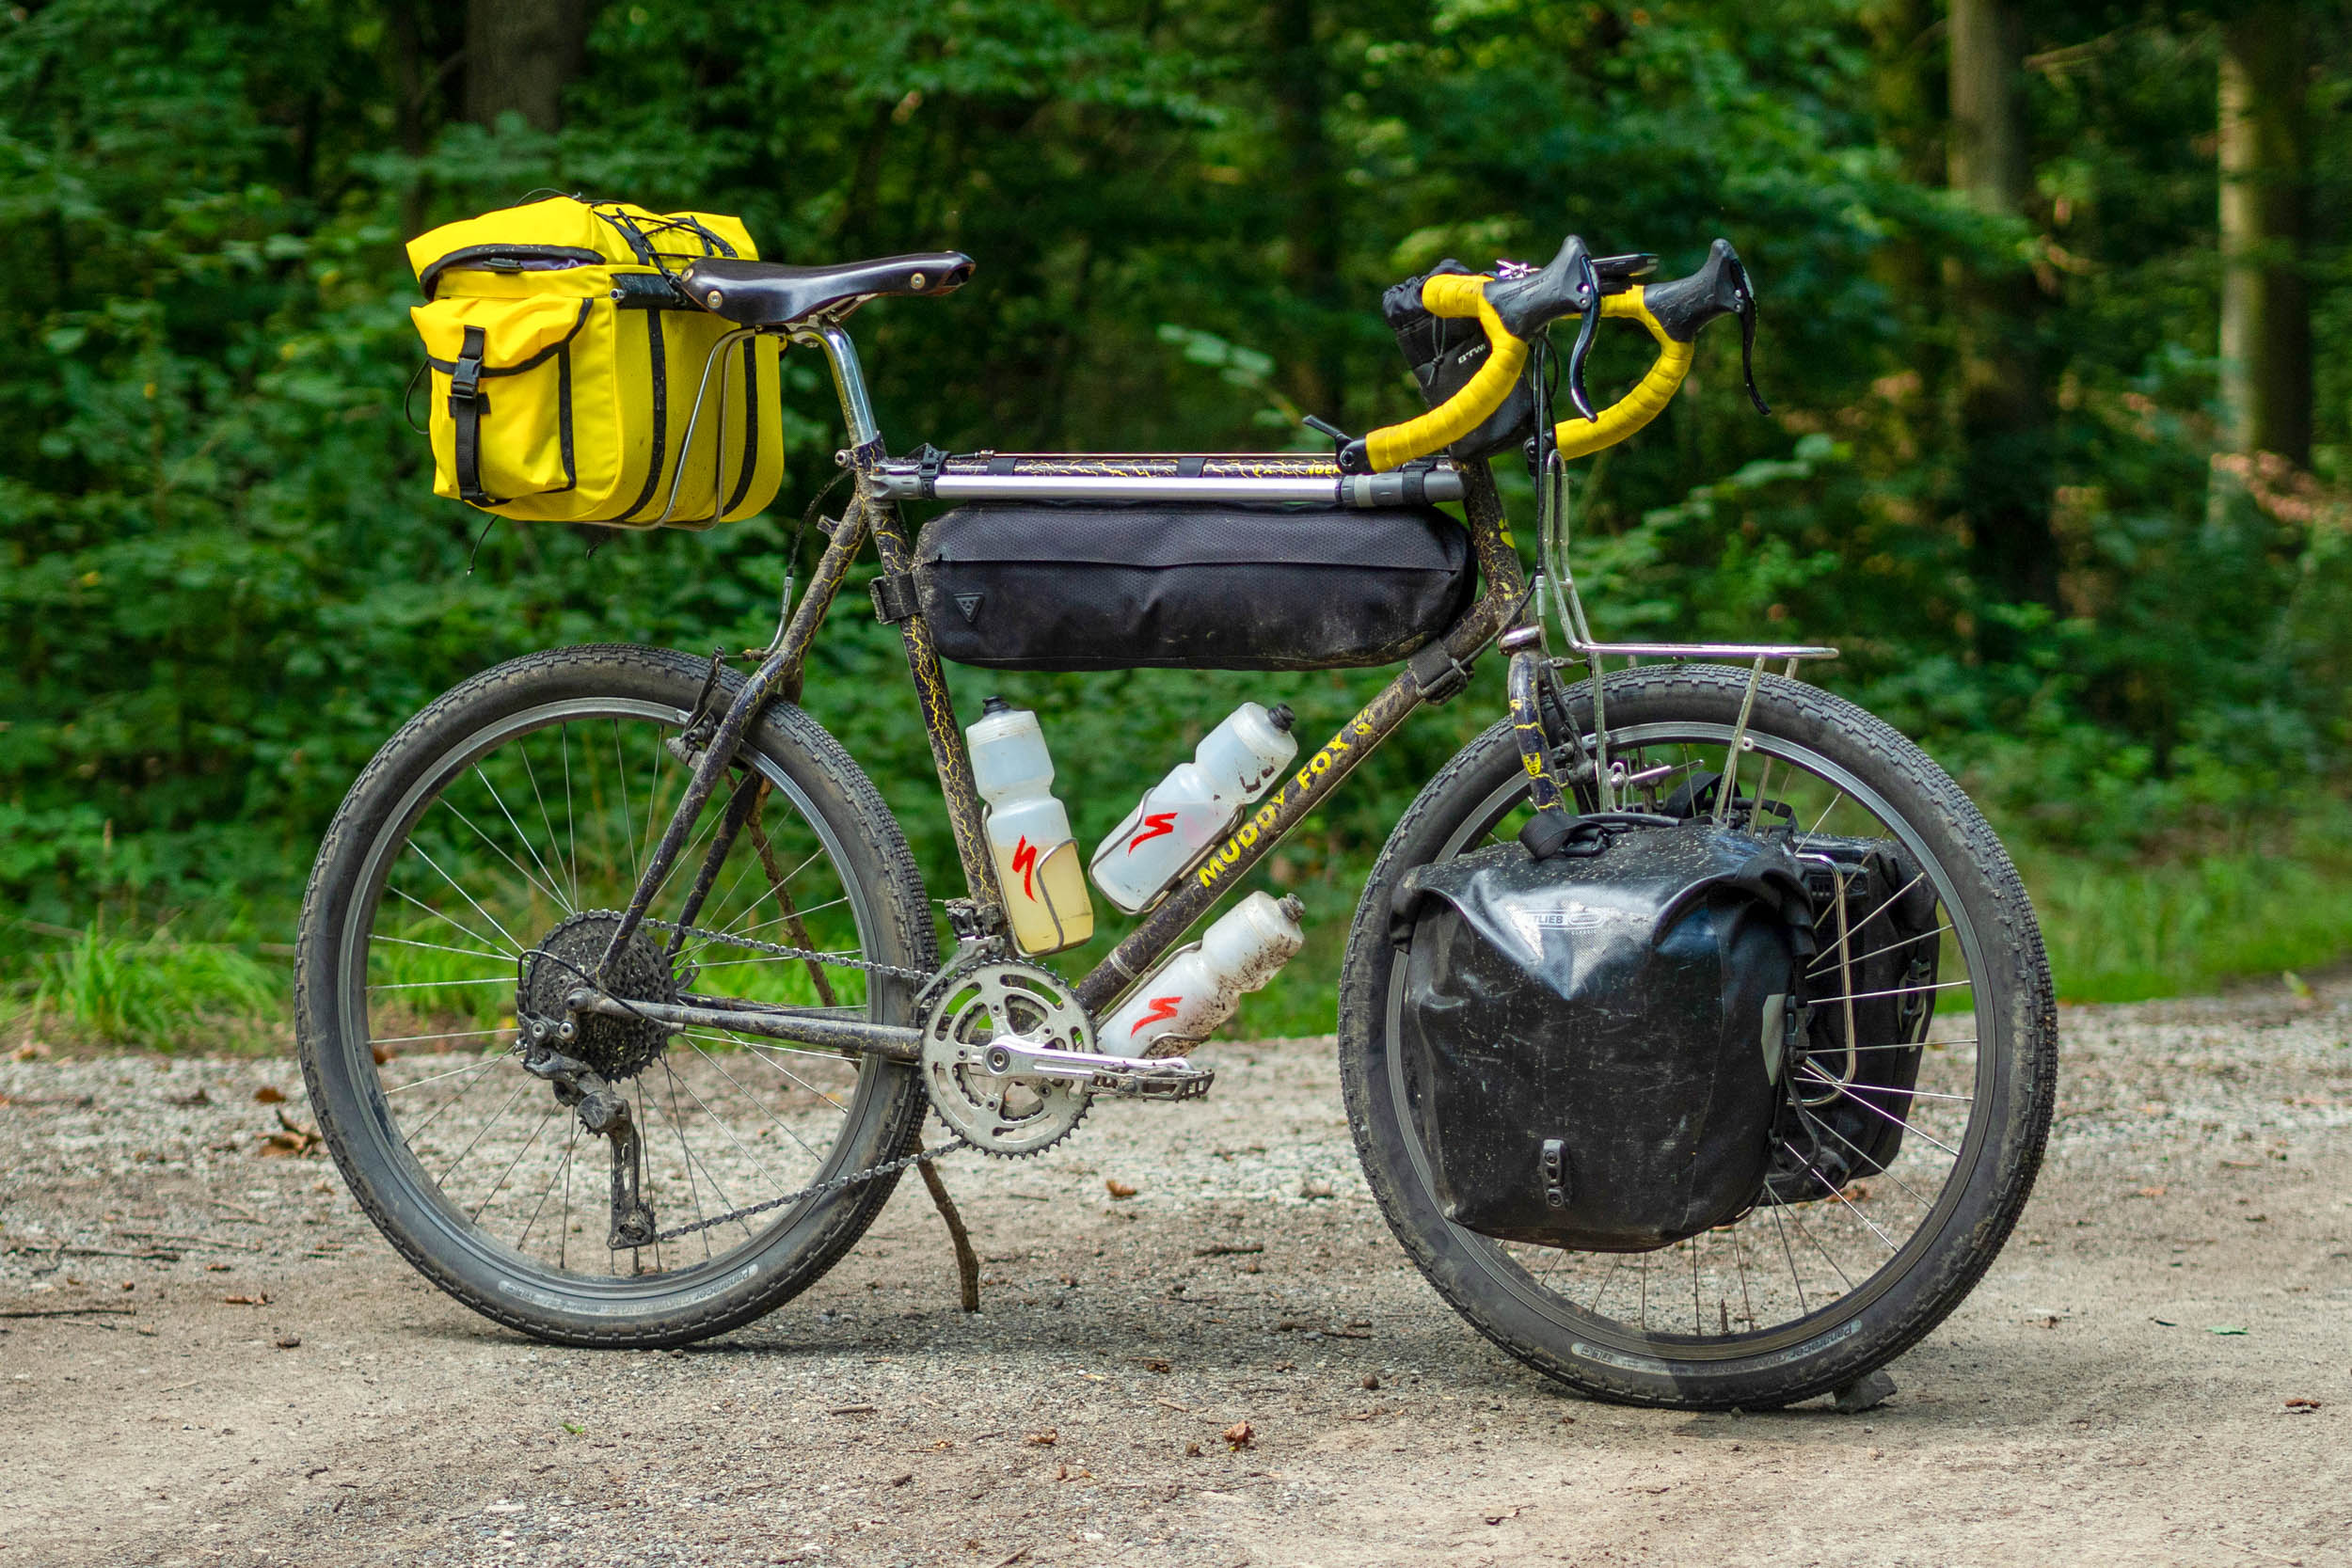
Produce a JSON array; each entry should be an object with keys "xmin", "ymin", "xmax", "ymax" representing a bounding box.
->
[{"xmin": 870, "ymin": 451, "xmax": 1464, "ymax": 508}]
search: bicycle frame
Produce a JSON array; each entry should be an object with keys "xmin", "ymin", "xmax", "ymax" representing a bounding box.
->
[
  {"xmin": 575, "ymin": 313, "xmax": 1800, "ymax": 1057},
  {"xmin": 564, "ymin": 316, "xmax": 1528, "ymax": 1054}
]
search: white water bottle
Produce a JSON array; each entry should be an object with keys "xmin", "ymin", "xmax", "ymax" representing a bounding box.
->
[
  {"xmin": 1104, "ymin": 893, "xmax": 1306, "ymax": 1054},
  {"xmin": 967, "ymin": 697, "xmax": 1094, "ymax": 956},
  {"xmin": 1089, "ymin": 703, "xmax": 1298, "ymax": 914}
]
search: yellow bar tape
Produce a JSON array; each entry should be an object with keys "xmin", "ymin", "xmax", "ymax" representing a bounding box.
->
[
  {"xmin": 1551, "ymin": 287, "xmax": 1693, "ymax": 460},
  {"xmin": 1362, "ymin": 274, "xmax": 1529, "ymax": 472}
]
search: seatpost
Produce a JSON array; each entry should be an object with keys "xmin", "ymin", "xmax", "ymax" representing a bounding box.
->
[{"xmin": 798, "ymin": 321, "xmax": 882, "ymax": 455}]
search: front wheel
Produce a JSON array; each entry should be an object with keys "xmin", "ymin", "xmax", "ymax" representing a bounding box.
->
[
  {"xmin": 1338, "ymin": 665, "xmax": 2056, "ymax": 1408},
  {"xmin": 294, "ymin": 644, "xmax": 935, "ymax": 1348}
]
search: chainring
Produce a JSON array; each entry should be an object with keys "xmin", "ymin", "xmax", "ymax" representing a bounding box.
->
[
  {"xmin": 517, "ymin": 909, "xmax": 678, "ymax": 1081},
  {"xmin": 918, "ymin": 959, "xmax": 1093, "ymax": 1158}
]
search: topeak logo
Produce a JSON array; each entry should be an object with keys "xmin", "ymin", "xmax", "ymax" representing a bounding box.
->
[{"xmin": 954, "ymin": 593, "xmax": 983, "ymax": 624}]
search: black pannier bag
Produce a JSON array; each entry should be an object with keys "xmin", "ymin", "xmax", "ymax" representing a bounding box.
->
[
  {"xmin": 1391, "ymin": 822, "xmax": 1815, "ymax": 1251},
  {"xmin": 1383, "ymin": 260, "xmax": 1536, "ymax": 459},
  {"xmin": 912, "ymin": 502, "xmax": 1474, "ymax": 673},
  {"xmin": 1765, "ymin": 835, "xmax": 1942, "ymax": 1199}
]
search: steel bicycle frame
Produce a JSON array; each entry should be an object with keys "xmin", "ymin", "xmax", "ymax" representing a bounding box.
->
[{"xmin": 583, "ymin": 313, "xmax": 1715, "ymax": 1056}]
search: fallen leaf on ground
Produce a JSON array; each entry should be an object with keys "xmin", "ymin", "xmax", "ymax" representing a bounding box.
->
[
  {"xmin": 273, "ymin": 1335, "xmax": 301, "ymax": 1350},
  {"xmin": 2209, "ymin": 1325, "xmax": 2249, "ymax": 1336},
  {"xmin": 258, "ymin": 1109, "xmax": 323, "ymax": 1157},
  {"xmin": 371, "ymin": 1044, "xmax": 393, "ymax": 1066},
  {"xmin": 1025, "ymin": 1429, "xmax": 1057, "ymax": 1447},
  {"xmin": 253, "ymin": 1085, "xmax": 286, "ymax": 1104},
  {"xmin": 1222, "ymin": 1419, "xmax": 1254, "ymax": 1450},
  {"xmin": 171, "ymin": 1089, "xmax": 211, "ymax": 1107},
  {"xmin": 223, "ymin": 1293, "xmax": 270, "ymax": 1307},
  {"xmin": 889, "ymin": 1472, "xmax": 914, "ymax": 1487},
  {"xmin": 1104, "ymin": 1179, "xmax": 1137, "ymax": 1199},
  {"xmin": 206, "ymin": 1263, "xmax": 231, "ymax": 1273},
  {"xmin": 2136, "ymin": 1186, "xmax": 2168, "ymax": 1198},
  {"xmin": 1298, "ymin": 1180, "xmax": 1334, "ymax": 1199},
  {"xmin": 1184, "ymin": 1441, "xmax": 1202, "ymax": 1457},
  {"xmin": 1052, "ymin": 1462, "xmax": 1091, "ymax": 1482},
  {"xmin": 1138, "ymin": 1358, "xmax": 1171, "ymax": 1374},
  {"xmin": 1486, "ymin": 1507, "xmax": 1523, "ymax": 1525},
  {"xmin": 2285, "ymin": 1398, "xmax": 2323, "ymax": 1410},
  {"xmin": 13, "ymin": 1043, "xmax": 48, "ymax": 1062}
]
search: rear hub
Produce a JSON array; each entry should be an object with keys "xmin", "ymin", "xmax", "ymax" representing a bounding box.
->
[{"xmin": 517, "ymin": 909, "xmax": 677, "ymax": 1081}]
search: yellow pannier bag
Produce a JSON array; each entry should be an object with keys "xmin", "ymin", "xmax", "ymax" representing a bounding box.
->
[{"xmin": 406, "ymin": 196, "xmax": 786, "ymax": 528}]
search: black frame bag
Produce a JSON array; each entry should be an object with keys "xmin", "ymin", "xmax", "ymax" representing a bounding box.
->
[
  {"xmin": 912, "ymin": 501, "xmax": 1473, "ymax": 673},
  {"xmin": 1391, "ymin": 822, "xmax": 1815, "ymax": 1251}
]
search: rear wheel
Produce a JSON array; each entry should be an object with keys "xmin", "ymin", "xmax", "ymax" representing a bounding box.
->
[
  {"xmin": 1338, "ymin": 665, "xmax": 2056, "ymax": 1408},
  {"xmin": 294, "ymin": 644, "xmax": 934, "ymax": 1347}
]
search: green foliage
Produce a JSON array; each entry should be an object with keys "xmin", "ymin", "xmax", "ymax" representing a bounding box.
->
[
  {"xmin": 12, "ymin": 919, "xmax": 284, "ymax": 1052},
  {"xmin": 3, "ymin": 0, "xmax": 2351, "ymax": 1017}
]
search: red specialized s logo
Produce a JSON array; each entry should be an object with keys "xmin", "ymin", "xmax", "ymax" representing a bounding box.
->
[
  {"xmin": 1128, "ymin": 811, "xmax": 1178, "ymax": 852},
  {"xmin": 1130, "ymin": 996, "xmax": 1181, "ymax": 1037},
  {"xmin": 1010, "ymin": 836, "xmax": 1039, "ymax": 899}
]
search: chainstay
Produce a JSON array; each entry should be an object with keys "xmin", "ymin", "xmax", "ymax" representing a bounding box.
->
[
  {"xmin": 651, "ymin": 1134, "xmax": 968, "ymax": 1243},
  {"xmin": 641, "ymin": 916, "xmax": 935, "ymax": 986}
]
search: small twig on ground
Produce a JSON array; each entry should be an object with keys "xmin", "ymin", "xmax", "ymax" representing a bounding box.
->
[
  {"xmin": 207, "ymin": 1198, "xmax": 266, "ymax": 1224},
  {"xmin": 0, "ymin": 1306, "xmax": 138, "ymax": 1320},
  {"xmin": 112, "ymin": 1230, "xmax": 262, "ymax": 1253},
  {"xmin": 4, "ymin": 1244, "xmax": 179, "ymax": 1263},
  {"xmin": 917, "ymin": 1152, "xmax": 981, "ymax": 1313}
]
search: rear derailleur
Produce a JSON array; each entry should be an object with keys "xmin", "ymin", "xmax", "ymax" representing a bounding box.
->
[{"xmin": 517, "ymin": 1018, "xmax": 657, "ymax": 1251}]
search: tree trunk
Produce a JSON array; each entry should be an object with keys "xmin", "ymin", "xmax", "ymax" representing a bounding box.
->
[
  {"xmin": 1267, "ymin": 0, "xmax": 1343, "ymax": 421},
  {"xmin": 1947, "ymin": 0, "xmax": 2058, "ymax": 619},
  {"xmin": 465, "ymin": 0, "xmax": 591, "ymax": 134},
  {"xmin": 2217, "ymin": 3, "xmax": 2312, "ymax": 466}
]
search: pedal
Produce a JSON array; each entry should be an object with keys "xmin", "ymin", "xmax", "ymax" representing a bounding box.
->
[{"xmin": 977, "ymin": 1037, "xmax": 1216, "ymax": 1101}]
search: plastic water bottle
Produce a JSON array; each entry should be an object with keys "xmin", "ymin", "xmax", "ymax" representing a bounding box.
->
[
  {"xmin": 1103, "ymin": 893, "xmax": 1306, "ymax": 1054},
  {"xmin": 967, "ymin": 697, "xmax": 1093, "ymax": 956},
  {"xmin": 1089, "ymin": 703, "xmax": 1298, "ymax": 914}
]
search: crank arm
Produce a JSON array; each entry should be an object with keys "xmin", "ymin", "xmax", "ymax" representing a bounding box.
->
[
  {"xmin": 565, "ymin": 990, "xmax": 921, "ymax": 1062},
  {"xmin": 970, "ymin": 1036, "xmax": 1214, "ymax": 1100}
]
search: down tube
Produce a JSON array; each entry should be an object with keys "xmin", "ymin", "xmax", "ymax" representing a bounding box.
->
[
  {"xmin": 1071, "ymin": 676, "xmax": 1423, "ymax": 1016},
  {"xmin": 1071, "ymin": 458, "xmax": 1522, "ymax": 1017}
]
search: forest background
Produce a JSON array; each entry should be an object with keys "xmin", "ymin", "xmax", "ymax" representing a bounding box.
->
[{"xmin": 3, "ymin": 0, "xmax": 2348, "ymax": 1045}]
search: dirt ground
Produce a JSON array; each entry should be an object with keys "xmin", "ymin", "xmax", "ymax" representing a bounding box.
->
[{"xmin": 6, "ymin": 981, "xmax": 2352, "ymax": 1568}]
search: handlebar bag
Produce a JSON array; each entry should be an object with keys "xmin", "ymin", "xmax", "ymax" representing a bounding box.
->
[
  {"xmin": 912, "ymin": 501, "xmax": 1473, "ymax": 672},
  {"xmin": 1762, "ymin": 833, "xmax": 1941, "ymax": 1200},
  {"xmin": 405, "ymin": 196, "xmax": 785, "ymax": 529},
  {"xmin": 1384, "ymin": 259, "xmax": 1536, "ymax": 459},
  {"xmin": 1390, "ymin": 820, "xmax": 1814, "ymax": 1251}
]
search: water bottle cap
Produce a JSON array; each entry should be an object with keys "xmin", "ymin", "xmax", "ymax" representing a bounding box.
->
[
  {"xmin": 981, "ymin": 694, "xmax": 1011, "ymax": 716},
  {"xmin": 1268, "ymin": 704, "xmax": 1295, "ymax": 733}
]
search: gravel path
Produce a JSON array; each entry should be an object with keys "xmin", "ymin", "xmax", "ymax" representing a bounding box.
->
[{"xmin": 6, "ymin": 983, "xmax": 2352, "ymax": 1567}]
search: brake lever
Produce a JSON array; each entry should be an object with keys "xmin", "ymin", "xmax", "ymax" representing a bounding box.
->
[
  {"xmin": 1563, "ymin": 247, "xmax": 1604, "ymax": 422},
  {"xmin": 1726, "ymin": 253, "xmax": 1769, "ymax": 417}
]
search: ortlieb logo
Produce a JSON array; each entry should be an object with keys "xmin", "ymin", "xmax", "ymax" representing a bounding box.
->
[
  {"xmin": 954, "ymin": 593, "xmax": 983, "ymax": 624},
  {"xmin": 1508, "ymin": 904, "xmax": 1610, "ymax": 945}
]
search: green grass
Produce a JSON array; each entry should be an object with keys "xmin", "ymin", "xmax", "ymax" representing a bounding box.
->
[
  {"xmin": 3, "ymin": 918, "xmax": 288, "ymax": 1053},
  {"xmin": 2028, "ymin": 847, "xmax": 2352, "ymax": 1003}
]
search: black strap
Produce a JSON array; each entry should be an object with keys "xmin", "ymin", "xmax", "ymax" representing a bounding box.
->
[
  {"xmin": 1407, "ymin": 639, "xmax": 1473, "ymax": 705},
  {"xmin": 869, "ymin": 572, "xmax": 920, "ymax": 624},
  {"xmin": 448, "ymin": 325, "xmax": 491, "ymax": 505},
  {"xmin": 1176, "ymin": 454, "xmax": 1207, "ymax": 479}
]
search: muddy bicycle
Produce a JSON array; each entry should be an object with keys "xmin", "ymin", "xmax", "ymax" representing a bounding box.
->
[{"xmin": 297, "ymin": 202, "xmax": 2056, "ymax": 1409}]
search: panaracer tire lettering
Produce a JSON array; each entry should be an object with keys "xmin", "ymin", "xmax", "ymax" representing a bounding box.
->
[
  {"xmin": 294, "ymin": 644, "xmax": 934, "ymax": 1349},
  {"xmin": 1337, "ymin": 665, "xmax": 2057, "ymax": 1410}
]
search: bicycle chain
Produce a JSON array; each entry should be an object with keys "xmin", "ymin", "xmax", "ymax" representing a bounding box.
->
[
  {"xmin": 652, "ymin": 1133, "xmax": 967, "ymax": 1243},
  {"xmin": 628, "ymin": 921, "xmax": 957, "ymax": 1244},
  {"xmin": 640, "ymin": 916, "xmax": 936, "ymax": 987}
]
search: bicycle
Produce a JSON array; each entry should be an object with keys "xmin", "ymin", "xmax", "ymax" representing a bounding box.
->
[{"xmin": 295, "ymin": 230, "xmax": 2056, "ymax": 1410}]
